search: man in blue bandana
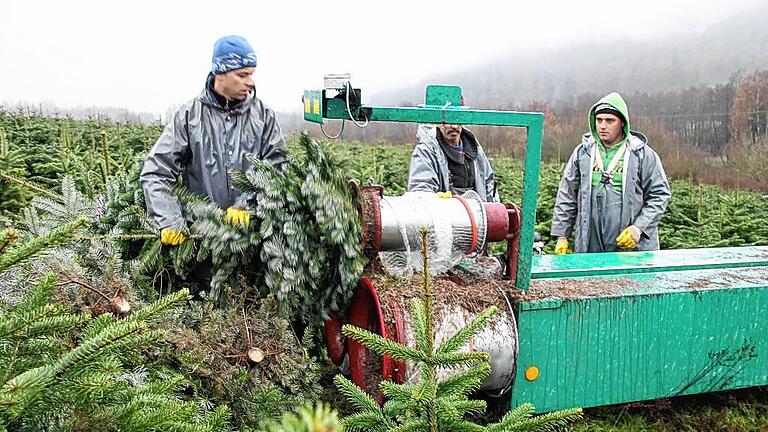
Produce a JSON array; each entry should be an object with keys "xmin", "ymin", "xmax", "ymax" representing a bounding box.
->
[{"xmin": 141, "ymin": 35, "xmax": 286, "ymax": 245}]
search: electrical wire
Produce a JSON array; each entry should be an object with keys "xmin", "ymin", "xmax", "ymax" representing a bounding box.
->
[
  {"xmin": 320, "ymin": 119, "xmax": 345, "ymax": 139},
  {"xmin": 345, "ymin": 81, "xmax": 369, "ymax": 128},
  {"xmin": 318, "ymin": 80, "xmax": 367, "ymax": 139}
]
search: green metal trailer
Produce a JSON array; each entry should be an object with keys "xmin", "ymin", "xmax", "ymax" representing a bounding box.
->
[
  {"xmin": 305, "ymin": 78, "xmax": 768, "ymax": 412},
  {"xmin": 515, "ymin": 247, "xmax": 768, "ymax": 411}
]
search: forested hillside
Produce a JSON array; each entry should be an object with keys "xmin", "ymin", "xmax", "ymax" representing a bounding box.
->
[
  {"xmin": 374, "ymin": 7, "xmax": 768, "ymax": 109},
  {"xmin": 278, "ymin": 7, "xmax": 768, "ymax": 193}
]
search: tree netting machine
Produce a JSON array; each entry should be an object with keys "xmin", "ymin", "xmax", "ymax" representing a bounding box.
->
[{"xmin": 304, "ymin": 77, "xmax": 768, "ymax": 412}]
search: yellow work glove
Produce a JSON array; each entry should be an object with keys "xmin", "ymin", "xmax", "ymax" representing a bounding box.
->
[
  {"xmin": 160, "ymin": 228, "xmax": 186, "ymax": 246},
  {"xmin": 554, "ymin": 237, "xmax": 569, "ymax": 255},
  {"xmin": 436, "ymin": 191, "xmax": 453, "ymax": 198},
  {"xmin": 616, "ymin": 225, "xmax": 642, "ymax": 250},
  {"xmin": 224, "ymin": 206, "xmax": 250, "ymax": 227}
]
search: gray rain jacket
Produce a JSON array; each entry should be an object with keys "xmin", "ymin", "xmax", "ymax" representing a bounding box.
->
[
  {"xmin": 550, "ymin": 131, "xmax": 671, "ymax": 252},
  {"xmin": 408, "ymin": 124, "xmax": 499, "ymax": 202},
  {"xmin": 140, "ymin": 74, "xmax": 286, "ymax": 230}
]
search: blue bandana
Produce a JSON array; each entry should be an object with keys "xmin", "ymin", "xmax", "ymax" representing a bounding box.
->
[{"xmin": 212, "ymin": 35, "xmax": 257, "ymax": 75}]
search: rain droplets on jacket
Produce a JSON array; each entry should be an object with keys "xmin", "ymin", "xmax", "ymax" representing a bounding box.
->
[{"xmin": 140, "ymin": 74, "xmax": 287, "ymax": 230}]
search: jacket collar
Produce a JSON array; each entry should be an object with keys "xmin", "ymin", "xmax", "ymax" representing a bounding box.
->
[
  {"xmin": 199, "ymin": 73, "xmax": 252, "ymax": 113},
  {"xmin": 581, "ymin": 130, "xmax": 648, "ymax": 154},
  {"xmin": 419, "ymin": 125, "xmax": 479, "ymax": 160}
]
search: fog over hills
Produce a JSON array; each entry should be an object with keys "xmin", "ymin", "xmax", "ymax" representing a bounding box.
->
[{"xmin": 371, "ymin": 7, "xmax": 768, "ymax": 108}]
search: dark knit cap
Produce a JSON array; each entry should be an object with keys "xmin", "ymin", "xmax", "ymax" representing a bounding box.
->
[{"xmin": 594, "ymin": 103, "xmax": 626, "ymax": 123}]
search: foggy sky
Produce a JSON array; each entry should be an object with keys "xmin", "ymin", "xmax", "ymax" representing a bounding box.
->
[{"xmin": 0, "ymin": 0, "xmax": 763, "ymax": 118}]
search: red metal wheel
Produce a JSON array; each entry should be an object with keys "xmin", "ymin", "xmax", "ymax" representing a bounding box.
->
[
  {"xmin": 323, "ymin": 314, "xmax": 345, "ymax": 365},
  {"xmin": 346, "ymin": 277, "xmax": 389, "ymax": 402}
]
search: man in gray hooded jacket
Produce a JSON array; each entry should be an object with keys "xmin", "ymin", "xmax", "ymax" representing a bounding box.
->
[
  {"xmin": 408, "ymin": 123, "xmax": 498, "ymax": 202},
  {"xmin": 551, "ymin": 92, "xmax": 671, "ymax": 253},
  {"xmin": 141, "ymin": 35, "xmax": 286, "ymax": 245}
]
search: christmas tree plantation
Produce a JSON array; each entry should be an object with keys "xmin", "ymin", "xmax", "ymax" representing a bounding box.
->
[{"xmin": 0, "ymin": 219, "xmax": 230, "ymax": 431}]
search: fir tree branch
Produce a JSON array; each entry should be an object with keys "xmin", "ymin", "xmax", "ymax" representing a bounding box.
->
[
  {"xmin": 0, "ymin": 171, "xmax": 60, "ymax": 201},
  {"xmin": 502, "ymin": 407, "xmax": 583, "ymax": 432},
  {"xmin": 339, "ymin": 412, "xmax": 390, "ymax": 432},
  {"xmin": 486, "ymin": 403, "xmax": 535, "ymax": 432},
  {"xmin": 14, "ymin": 273, "xmax": 56, "ymax": 315},
  {"xmin": 132, "ymin": 239, "xmax": 162, "ymax": 278},
  {"xmin": 419, "ymin": 227, "xmax": 435, "ymax": 358},
  {"xmin": 342, "ymin": 325, "xmax": 427, "ymax": 363},
  {"xmin": 450, "ymin": 399, "xmax": 487, "ymax": 418},
  {"xmin": 258, "ymin": 403, "xmax": 339, "ymax": 432},
  {"xmin": 333, "ymin": 375, "xmax": 381, "ymax": 415},
  {"xmin": 409, "ymin": 298, "xmax": 428, "ymax": 354},
  {"xmin": 430, "ymin": 351, "xmax": 490, "ymax": 368},
  {"xmin": 388, "ymin": 419, "xmax": 430, "ymax": 432},
  {"xmin": 0, "ymin": 217, "xmax": 87, "ymax": 274},
  {"xmin": 0, "ymin": 228, "xmax": 18, "ymax": 256},
  {"xmin": 435, "ymin": 397, "xmax": 461, "ymax": 422},
  {"xmin": 436, "ymin": 363, "xmax": 491, "ymax": 398},
  {"xmin": 440, "ymin": 419, "xmax": 486, "ymax": 432},
  {"xmin": 53, "ymin": 320, "xmax": 144, "ymax": 375},
  {"xmin": 436, "ymin": 306, "xmax": 498, "ymax": 356},
  {"xmin": 200, "ymin": 405, "xmax": 231, "ymax": 430},
  {"xmin": 417, "ymin": 226, "xmax": 439, "ymax": 432},
  {"xmin": 127, "ymin": 288, "xmax": 189, "ymax": 324},
  {"xmin": 0, "ymin": 304, "xmax": 58, "ymax": 340},
  {"xmin": 25, "ymin": 313, "xmax": 90, "ymax": 338},
  {"xmin": 381, "ymin": 399, "xmax": 409, "ymax": 419},
  {"xmin": 411, "ymin": 377, "xmax": 437, "ymax": 406},
  {"xmin": 0, "ymin": 365, "xmax": 56, "ymax": 418},
  {"xmin": 77, "ymin": 233, "xmax": 164, "ymax": 241},
  {"xmin": 380, "ymin": 381, "xmax": 413, "ymax": 401}
]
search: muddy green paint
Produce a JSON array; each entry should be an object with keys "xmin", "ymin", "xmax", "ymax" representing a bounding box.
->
[
  {"xmin": 510, "ymin": 263, "xmax": 768, "ymax": 412},
  {"xmin": 532, "ymin": 246, "xmax": 768, "ymax": 279},
  {"xmin": 424, "ymin": 85, "xmax": 462, "ymax": 107}
]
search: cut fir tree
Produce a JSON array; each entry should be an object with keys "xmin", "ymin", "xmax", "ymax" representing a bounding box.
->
[{"xmin": 336, "ymin": 226, "xmax": 582, "ymax": 432}]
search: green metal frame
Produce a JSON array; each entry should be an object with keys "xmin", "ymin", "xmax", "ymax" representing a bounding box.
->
[{"xmin": 304, "ymin": 85, "xmax": 543, "ymax": 289}]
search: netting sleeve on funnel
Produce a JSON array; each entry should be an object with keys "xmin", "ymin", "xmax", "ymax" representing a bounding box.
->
[
  {"xmin": 378, "ymin": 192, "xmax": 485, "ymax": 276},
  {"xmin": 409, "ymin": 193, "xmax": 455, "ymax": 275},
  {"xmin": 378, "ymin": 195, "xmax": 413, "ymax": 278}
]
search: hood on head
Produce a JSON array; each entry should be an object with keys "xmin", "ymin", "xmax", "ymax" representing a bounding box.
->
[
  {"xmin": 416, "ymin": 124, "xmax": 437, "ymax": 144},
  {"xmin": 589, "ymin": 92, "xmax": 630, "ymax": 146}
]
